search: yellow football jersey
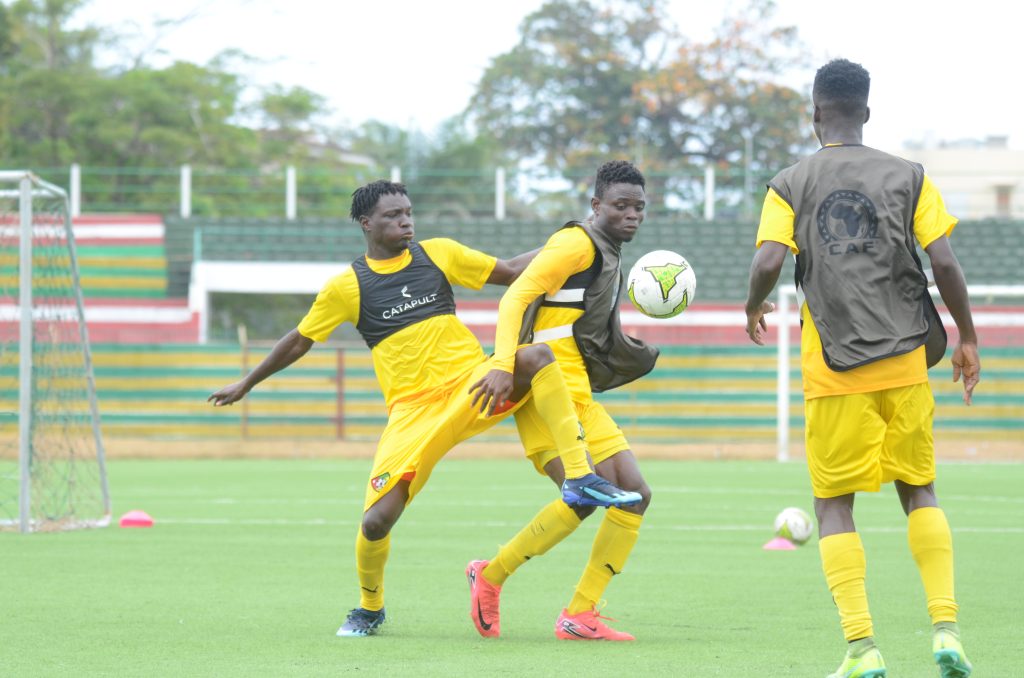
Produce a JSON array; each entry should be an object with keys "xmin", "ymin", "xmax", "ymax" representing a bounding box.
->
[
  {"xmin": 494, "ymin": 226, "xmax": 596, "ymax": 401},
  {"xmin": 297, "ymin": 238, "xmax": 496, "ymax": 410}
]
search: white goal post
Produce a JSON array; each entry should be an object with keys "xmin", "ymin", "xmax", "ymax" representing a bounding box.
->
[
  {"xmin": 0, "ymin": 170, "xmax": 110, "ymax": 532},
  {"xmin": 775, "ymin": 283, "xmax": 1024, "ymax": 462}
]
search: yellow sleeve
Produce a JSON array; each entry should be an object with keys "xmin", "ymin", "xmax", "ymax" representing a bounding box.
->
[
  {"xmin": 755, "ymin": 188, "xmax": 798, "ymax": 253},
  {"xmin": 492, "ymin": 228, "xmax": 595, "ymax": 373},
  {"xmin": 913, "ymin": 175, "xmax": 958, "ymax": 249},
  {"xmin": 421, "ymin": 238, "xmax": 497, "ymax": 290},
  {"xmin": 296, "ymin": 268, "xmax": 360, "ymax": 342}
]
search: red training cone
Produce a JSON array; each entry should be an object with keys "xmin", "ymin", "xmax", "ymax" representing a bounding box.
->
[
  {"xmin": 762, "ymin": 536, "xmax": 797, "ymax": 550},
  {"xmin": 119, "ymin": 510, "xmax": 154, "ymax": 528}
]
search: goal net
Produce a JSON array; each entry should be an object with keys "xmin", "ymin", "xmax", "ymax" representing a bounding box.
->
[{"xmin": 0, "ymin": 171, "xmax": 110, "ymax": 532}]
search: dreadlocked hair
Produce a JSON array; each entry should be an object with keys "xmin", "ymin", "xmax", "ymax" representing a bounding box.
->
[{"xmin": 349, "ymin": 180, "xmax": 408, "ymax": 221}]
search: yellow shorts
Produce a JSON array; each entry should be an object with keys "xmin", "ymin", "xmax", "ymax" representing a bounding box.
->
[
  {"xmin": 805, "ymin": 382, "xmax": 935, "ymax": 498},
  {"xmin": 514, "ymin": 397, "xmax": 629, "ymax": 475},
  {"xmin": 363, "ymin": 359, "xmax": 526, "ymax": 511}
]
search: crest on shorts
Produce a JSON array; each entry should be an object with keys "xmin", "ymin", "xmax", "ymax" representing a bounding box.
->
[{"xmin": 370, "ymin": 472, "xmax": 391, "ymax": 492}]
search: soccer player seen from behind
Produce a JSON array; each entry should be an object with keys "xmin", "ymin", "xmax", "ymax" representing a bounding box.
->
[
  {"xmin": 466, "ymin": 160, "xmax": 657, "ymax": 641},
  {"xmin": 744, "ymin": 59, "xmax": 979, "ymax": 678},
  {"xmin": 207, "ymin": 180, "xmax": 641, "ymax": 637}
]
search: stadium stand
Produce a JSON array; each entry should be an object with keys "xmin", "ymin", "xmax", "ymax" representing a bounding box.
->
[
  {"xmin": 0, "ymin": 215, "xmax": 198, "ymax": 342},
  {"xmin": 163, "ymin": 216, "xmax": 792, "ymax": 301},
  {"xmin": 6, "ymin": 213, "xmax": 1018, "ymax": 445},
  {"xmin": 165, "ymin": 216, "xmax": 1024, "ymax": 302},
  {"xmin": 59, "ymin": 342, "xmax": 1020, "ymax": 445},
  {"xmin": 73, "ymin": 214, "xmax": 168, "ymax": 298}
]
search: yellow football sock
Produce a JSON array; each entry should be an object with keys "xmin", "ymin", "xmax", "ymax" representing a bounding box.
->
[
  {"xmin": 355, "ymin": 530, "xmax": 389, "ymax": 611},
  {"xmin": 530, "ymin": 362, "xmax": 590, "ymax": 479},
  {"xmin": 908, "ymin": 506, "xmax": 958, "ymax": 624},
  {"xmin": 819, "ymin": 532, "xmax": 873, "ymax": 641},
  {"xmin": 483, "ymin": 499, "xmax": 581, "ymax": 586},
  {"xmin": 567, "ymin": 507, "xmax": 642, "ymax": 615}
]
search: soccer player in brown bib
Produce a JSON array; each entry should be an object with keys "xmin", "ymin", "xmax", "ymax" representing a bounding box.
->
[
  {"xmin": 744, "ymin": 59, "xmax": 980, "ymax": 678},
  {"xmin": 466, "ymin": 161, "xmax": 657, "ymax": 641}
]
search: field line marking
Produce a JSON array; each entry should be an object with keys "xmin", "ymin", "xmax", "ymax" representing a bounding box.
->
[{"xmin": 152, "ymin": 517, "xmax": 1024, "ymax": 534}]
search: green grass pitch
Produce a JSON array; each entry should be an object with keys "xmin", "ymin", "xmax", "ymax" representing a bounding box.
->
[{"xmin": 4, "ymin": 458, "xmax": 1022, "ymax": 677}]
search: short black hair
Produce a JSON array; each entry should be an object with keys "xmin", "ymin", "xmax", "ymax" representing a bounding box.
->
[
  {"xmin": 813, "ymin": 58, "xmax": 870, "ymax": 118},
  {"xmin": 594, "ymin": 160, "xmax": 645, "ymax": 198},
  {"xmin": 349, "ymin": 180, "xmax": 408, "ymax": 221}
]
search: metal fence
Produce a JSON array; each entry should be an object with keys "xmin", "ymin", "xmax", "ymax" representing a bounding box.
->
[
  {"xmin": 33, "ymin": 164, "xmax": 773, "ymax": 222},
  {"xmin": 27, "ymin": 161, "xmax": 1024, "ymax": 222}
]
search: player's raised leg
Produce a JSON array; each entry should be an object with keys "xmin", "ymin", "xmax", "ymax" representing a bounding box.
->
[{"xmin": 510, "ymin": 345, "xmax": 641, "ymax": 508}]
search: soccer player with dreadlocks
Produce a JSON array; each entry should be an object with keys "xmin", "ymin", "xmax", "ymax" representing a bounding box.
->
[{"xmin": 208, "ymin": 180, "xmax": 641, "ymax": 637}]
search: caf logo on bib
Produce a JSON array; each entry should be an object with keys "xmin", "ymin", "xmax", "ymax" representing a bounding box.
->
[{"xmin": 817, "ymin": 190, "xmax": 879, "ymax": 243}]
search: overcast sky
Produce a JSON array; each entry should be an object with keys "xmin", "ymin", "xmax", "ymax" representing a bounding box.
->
[{"xmin": 75, "ymin": 0, "xmax": 1024, "ymax": 151}]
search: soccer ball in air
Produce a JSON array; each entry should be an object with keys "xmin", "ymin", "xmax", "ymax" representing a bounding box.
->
[
  {"xmin": 773, "ymin": 507, "xmax": 814, "ymax": 545},
  {"xmin": 626, "ymin": 250, "xmax": 697, "ymax": 318}
]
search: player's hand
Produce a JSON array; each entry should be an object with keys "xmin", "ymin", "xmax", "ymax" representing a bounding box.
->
[
  {"xmin": 208, "ymin": 381, "xmax": 250, "ymax": 407},
  {"xmin": 744, "ymin": 301, "xmax": 775, "ymax": 345},
  {"xmin": 951, "ymin": 341, "xmax": 980, "ymax": 406},
  {"xmin": 469, "ymin": 369, "xmax": 514, "ymax": 416}
]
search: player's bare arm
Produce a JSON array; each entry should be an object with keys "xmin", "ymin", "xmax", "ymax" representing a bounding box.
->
[
  {"xmin": 208, "ymin": 329, "xmax": 314, "ymax": 406},
  {"xmin": 743, "ymin": 241, "xmax": 786, "ymax": 345},
  {"xmin": 486, "ymin": 247, "xmax": 542, "ymax": 286},
  {"xmin": 925, "ymin": 235, "xmax": 981, "ymax": 404}
]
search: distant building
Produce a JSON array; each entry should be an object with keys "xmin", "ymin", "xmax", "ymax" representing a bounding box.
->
[{"xmin": 895, "ymin": 136, "xmax": 1024, "ymax": 220}]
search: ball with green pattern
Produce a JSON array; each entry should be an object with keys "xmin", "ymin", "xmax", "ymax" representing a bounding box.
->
[
  {"xmin": 626, "ymin": 250, "xmax": 697, "ymax": 319},
  {"xmin": 773, "ymin": 507, "xmax": 814, "ymax": 545}
]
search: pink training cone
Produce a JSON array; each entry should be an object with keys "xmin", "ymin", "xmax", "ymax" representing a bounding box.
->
[
  {"xmin": 762, "ymin": 536, "xmax": 797, "ymax": 550},
  {"xmin": 119, "ymin": 510, "xmax": 154, "ymax": 528}
]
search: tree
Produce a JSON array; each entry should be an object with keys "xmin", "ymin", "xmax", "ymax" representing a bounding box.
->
[
  {"xmin": 635, "ymin": 0, "xmax": 812, "ymax": 212},
  {"xmin": 468, "ymin": 0, "xmax": 664, "ymax": 176},
  {"xmin": 257, "ymin": 84, "xmax": 328, "ymax": 163},
  {"xmin": 467, "ymin": 0, "xmax": 814, "ymax": 215},
  {"xmin": 347, "ymin": 120, "xmax": 423, "ymax": 171},
  {"xmin": 0, "ymin": 4, "xmax": 15, "ymax": 65},
  {"xmin": 0, "ymin": 0, "xmax": 104, "ymax": 166},
  {"xmin": 0, "ymin": 1, "xmax": 358, "ymax": 216}
]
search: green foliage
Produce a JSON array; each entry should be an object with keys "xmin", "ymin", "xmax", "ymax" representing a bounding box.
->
[
  {"xmin": 348, "ymin": 120, "xmax": 417, "ymax": 170},
  {"xmin": 0, "ymin": 0, "xmax": 815, "ymax": 220},
  {"xmin": 467, "ymin": 0, "xmax": 814, "ymax": 214},
  {"xmin": 0, "ymin": 1, "xmax": 366, "ymax": 216},
  {"xmin": 0, "ymin": 5, "xmax": 13, "ymax": 63},
  {"xmin": 344, "ymin": 118, "xmax": 511, "ymax": 220},
  {"xmin": 257, "ymin": 84, "xmax": 330, "ymax": 163},
  {"xmin": 470, "ymin": 0, "xmax": 661, "ymax": 173},
  {"xmin": 0, "ymin": 0, "xmax": 102, "ymax": 165}
]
